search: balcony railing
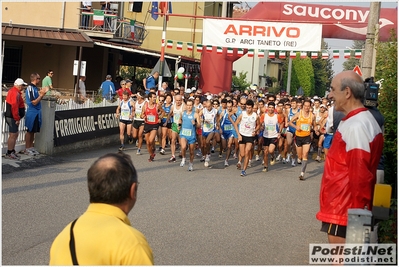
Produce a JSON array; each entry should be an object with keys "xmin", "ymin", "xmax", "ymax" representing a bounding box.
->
[{"xmin": 78, "ymin": 8, "xmax": 147, "ymax": 46}]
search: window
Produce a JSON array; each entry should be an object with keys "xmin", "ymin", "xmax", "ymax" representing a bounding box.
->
[{"xmin": 2, "ymin": 45, "xmax": 22, "ymax": 84}]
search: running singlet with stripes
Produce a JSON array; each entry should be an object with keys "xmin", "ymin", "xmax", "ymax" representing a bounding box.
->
[
  {"xmin": 296, "ymin": 110, "xmax": 313, "ymax": 137},
  {"xmin": 239, "ymin": 111, "xmax": 257, "ymax": 137},
  {"xmin": 220, "ymin": 110, "xmax": 236, "ymax": 133},
  {"xmin": 263, "ymin": 113, "xmax": 279, "ymax": 138},
  {"xmin": 288, "ymin": 108, "xmax": 299, "ymax": 132},
  {"xmin": 120, "ymin": 100, "xmax": 133, "ymax": 121},
  {"xmin": 134, "ymin": 100, "xmax": 145, "ymax": 121},
  {"xmin": 202, "ymin": 108, "xmax": 217, "ymax": 133},
  {"xmin": 162, "ymin": 103, "xmax": 172, "ymax": 124}
]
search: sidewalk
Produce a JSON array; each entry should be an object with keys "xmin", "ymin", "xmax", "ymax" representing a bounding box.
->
[{"xmin": 2, "ymin": 152, "xmax": 64, "ymax": 175}]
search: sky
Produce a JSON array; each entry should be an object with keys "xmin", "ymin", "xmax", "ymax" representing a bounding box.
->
[{"xmin": 244, "ymin": 1, "xmax": 397, "ymax": 74}]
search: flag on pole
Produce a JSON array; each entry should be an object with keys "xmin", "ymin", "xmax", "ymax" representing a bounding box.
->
[
  {"xmin": 206, "ymin": 45, "xmax": 213, "ymax": 52},
  {"xmin": 355, "ymin": 50, "xmax": 362, "ymax": 58},
  {"xmin": 333, "ymin": 50, "xmax": 340, "ymax": 59},
  {"xmin": 300, "ymin": 52, "xmax": 307, "ymax": 59},
  {"xmin": 196, "ymin": 44, "xmax": 203, "ymax": 52},
  {"xmin": 322, "ymin": 50, "xmax": 329, "ymax": 59},
  {"xmin": 159, "ymin": 2, "xmax": 172, "ymax": 21},
  {"xmin": 237, "ymin": 48, "xmax": 244, "ymax": 56},
  {"xmin": 130, "ymin": 20, "xmax": 135, "ymax": 39},
  {"xmin": 279, "ymin": 51, "xmax": 286, "ymax": 59},
  {"xmin": 166, "ymin": 40, "xmax": 173, "ymax": 49},
  {"xmin": 311, "ymin": 52, "xmax": 318, "ymax": 59},
  {"xmin": 187, "ymin": 42, "xmax": 193, "ymax": 51},
  {"xmin": 248, "ymin": 49, "xmax": 254, "ymax": 57},
  {"xmin": 151, "ymin": 2, "xmax": 158, "ymax": 20},
  {"xmin": 217, "ymin": 46, "xmax": 223, "ymax": 54},
  {"xmin": 344, "ymin": 50, "xmax": 351, "ymax": 58},
  {"xmin": 268, "ymin": 50, "xmax": 275, "ymax": 59},
  {"xmin": 290, "ymin": 51, "xmax": 296, "ymax": 59},
  {"xmin": 258, "ymin": 49, "xmax": 265, "ymax": 58},
  {"xmin": 227, "ymin": 47, "xmax": 233, "ymax": 56},
  {"xmin": 93, "ymin": 10, "xmax": 105, "ymax": 26},
  {"xmin": 177, "ymin": 41, "xmax": 183, "ymax": 50}
]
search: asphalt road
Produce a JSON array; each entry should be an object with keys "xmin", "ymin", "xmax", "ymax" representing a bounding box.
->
[{"xmin": 2, "ymin": 144, "xmax": 327, "ymax": 265}]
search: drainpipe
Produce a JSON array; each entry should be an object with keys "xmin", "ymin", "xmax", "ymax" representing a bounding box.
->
[
  {"xmin": 60, "ymin": 1, "xmax": 66, "ymax": 29},
  {"xmin": 192, "ymin": 2, "xmax": 198, "ymax": 59}
]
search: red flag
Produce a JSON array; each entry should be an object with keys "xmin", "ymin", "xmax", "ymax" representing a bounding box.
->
[{"xmin": 159, "ymin": 2, "xmax": 172, "ymax": 21}]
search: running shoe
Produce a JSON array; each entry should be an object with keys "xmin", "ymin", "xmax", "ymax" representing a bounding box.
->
[
  {"xmin": 224, "ymin": 160, "xmax": 229, "ymax": 167},
  {"xmin": 196, "ymin": 151, "xmax": 202, "ymax": 157},
  {"xmin": 286, "ymin": 154, "xmax": 291, "ymax": 163},
  {"xmin": 180, "ymin": 159, "xmax": 185, "ymax": 167},
  {"xmin": 136, "ymin": 149, "xmax": 141, "ymax": 155},
  {"xmin": 205, "ymin": 154, "xmax": 210, "ymax": 162},
  {"xmin": 297, "ymin": 159, "xmax": 302, "ymax": 165},
  {"xmin": 23, "ymin": 148, "xmax": 36, "ymax": 156},
  {"xmin": 160, "ymin": 148, "xmax": 166, "ymax": 155},
  {"xmin": 270, "ymin": 156, "xmax": 276, "ymax": 166},
  {"xmin": 233, "ymin": 153, "xmax": 237, "ymax": 159},
  {"xmin": 255, "ymin": 155, "xmax": 260, "ymax": 161},
  {"xmin": 118, "ymin": 145, "xmax": 125, "ymax": 151},
  {"xmin": 211, "ymin": 147, "xmax": 215, "ymax": 153},
  {"xmin": 299, "ymin": 172, "xmax": 305, "ymax": 181},
  {"xmin": 248, "ymin": 160, "xmax": 252, "ymax": 168},
  {"xmin": 218, "ymin": 153, "xmax": 223, "ymax": 158},
  {"xmin": 236, "ymin": 161, "xmax": 241, "ymax": 169},
  {"xmin": 240, "ymin": 170, "xmax": 247, "ymax": 177},
  {"xmin": 200, "ymin": 156, "xmax": 205, "ymax": 162},
  {"xmin": 315, "ymin": 156, "xmax": 321, "ymax": 162},
  {"xmin": 5, "ymin": 151, "xmax": 20, "ymax": 160},
  {"xmin": 291, "ymin": 159, "xmax": 296, "ymax": 167},
  {"xmin": 188, "ymin": 163, "xmax": 193, "ymax": 171},
  {"xmin": 168, "ymin": 156, "xmax": 176, "ymax": 162},
  {"xmin": 276, "ymin": 154, "xmax": 281, "ymax": 162},
  {"xmin": 262, "ymin": 166, "xmax": 268, "ymax": 172},
  {"xmin": 128, "ymin": 137, "xmax": 133, "ymax": 144},
  {"xmin": 30, "ymin": 147, "xmax": 40, "ymax": 155},
  {"xmin": 282, "ymin": 158, "xmax": 286, "ymax": 164}
]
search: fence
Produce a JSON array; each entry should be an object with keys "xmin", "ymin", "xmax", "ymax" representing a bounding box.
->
[{"xmin": 2, "ymin": 98, "xmax": 119, "ymax": 154}]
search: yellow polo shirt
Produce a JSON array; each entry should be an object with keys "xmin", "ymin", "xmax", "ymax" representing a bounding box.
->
[{"xmin": 49, "ymin": 203, "xmax": 153, "ymax": 265}]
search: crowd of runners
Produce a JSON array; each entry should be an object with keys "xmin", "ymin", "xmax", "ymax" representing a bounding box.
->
[{"xmin": 115, "ymin": 85, "xmax": 334, "ymax": 179}]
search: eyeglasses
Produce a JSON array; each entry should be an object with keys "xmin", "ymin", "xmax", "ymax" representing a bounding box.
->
[
  {"xmin": 36, "ymin": 77, "xmax": 41, "ymax": 80},
  {"xmin": 121, "ymin": 83, "xmax": 126, "ymax": 85},
  {"xmin": 49, "ymin": 72, "xmax": 54, "ymax": 75}
]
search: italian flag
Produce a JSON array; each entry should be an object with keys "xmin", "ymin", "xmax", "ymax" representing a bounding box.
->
[
  {"xmin": 93, "ymin": 10, "xmax": 105, "ymax": 26},
  {"xmin": 237, "ymin": 48, "xmax": 244, "ymax": 56},
  {"xmin": 258, "ymin": 49, "xmax": 265, "ymax": 58},
  {"xmin": 333, "ymin": 50, "xmax": 340, "ymax": 59},
  {"xmin": 217, "ymin": 46, "xmax": 223, "ymax": 54},
  {"xmin": 206, "ymin": 45, "xmax": 213, "ymax": 52},
  {"xmin": 196, "ymin": 44, "xmax": 203, "ymax": 52},
  {"xmin": 130, "ymin": 20, "xmax": 135, "ymax": 39},
  {"xmin": 177, "ymin": 41, "xmax": 183, "ymax": 50},
  {"xmin": 248, "ymin": 49, "xmax": 254, "ymax": 57},
  {"xmin": 289, "ymin": 51, "xmax": 296, "ymax": 59},
  {"xmin": 187, "ymin": 42, "xmax": 193, "ymax": 51},
  {"xmin": 268, "ymin": 50, "xmax": 275, "ymax": 59},
  {"xmin": 300, "ymin": 52, "xmax": 307, "ymax": 59},
  {"xmin": 344, "ymin": 50, "xmax": 351, "ymax": 58},
  {"xmin": 355, "ymin": 50, "xmax": 362, "ymax": 58},
  {"xmin": 279, "ymin": 51, "xmax": 286, "ymax": 59},
  {"xmin": 311, "ymin": 52, "xmax": 318, "ymax": 59},
  {"xmin": 322, "ymin": 50, "xmax": 329, "ymax": 59},
  {"xmin": 227, "ymin": 47, "xmax": 233, "ymax": 56},
  {"xmin": 166, "ymin": 40, "xmax": 173, "ymax": 49}
]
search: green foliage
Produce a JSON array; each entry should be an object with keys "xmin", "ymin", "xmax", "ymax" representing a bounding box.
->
[
  {"xmin": 378, "ymin": 199, "xmax": 397, "ymax": 243},
  {"xmin": 312, "ymin": 40, "xmax": 334, "ymax": 97},
  {"xmin": 342, "ymin": 40, "xmax": 365, "ymax": 71},
  {"xmin": 232, "ymin": 71, "xmax": 251, "ymax": 91},
  {"xmin": 375, "ymin": 30, "xmax": 397, "ymax": 243},
  {"xmin": 293, "ymin": 55, "xmax": 314, "ymax": 96}
]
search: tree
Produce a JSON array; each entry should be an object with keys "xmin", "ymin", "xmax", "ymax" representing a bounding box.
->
[
  {"xmin": 342, "ymin": 40, "xmax": 365, "ymax": 71},
  {"xmin": 293, "ymin": 55, "xmax": 314, "ymax": 96},
  {"xmin": 232, "ymin": 71, "xmax": 251, "ymax": 91},
  {"xmin": 375, "ymin": 31, "xmax": 397, "ymax": 243},
  {"xmin": 312, "ymin": 40, "xmax": 334, "ymax": 97}
]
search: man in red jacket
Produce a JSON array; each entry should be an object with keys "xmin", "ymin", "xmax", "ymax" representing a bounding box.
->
[
  {"xmin": 316, "ymin": 71, "xmax": 384, "ymax": 244},
  {"xmin": 5, "ymin": 78, "xmax": 27, "ymax": 159}
]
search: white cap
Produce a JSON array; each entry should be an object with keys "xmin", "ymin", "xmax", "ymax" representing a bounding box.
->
[
  {"xmin": 191, "ymin": 87, "xmax": 196, "ymax": 91},
  {"xmin": 206, "ymin": 95, "xmax": 212, "ymax": 100},
  {"xmin": 14, "ymin": 78, "xmax": 27, "ymax": 86},
  {"xmin": 320, "ymin": 104, "xmax": 327, "ymax": 109},
  {"xmin": 185, "ymin": 88, "xmax": 192, "ymax": 94}
]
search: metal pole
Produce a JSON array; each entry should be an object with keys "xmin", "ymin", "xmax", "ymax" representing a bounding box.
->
[
  {"xmin": 159, "ymin": 13, "xmax": 167, "ymax": 92},
  {"xmin": 75, "ymin": 46, "xmax": 83, "ymax": 99},
  {"xmin": 1, "ymin": 41, "xmax": 5, "ymax": 79},
  {"xmin": 362, "ymin": 2, "xmax": 381, "ymax": 79},
  {"xmin": 287, "ymin": 56, "xmax": 293, "ymax": 96}
]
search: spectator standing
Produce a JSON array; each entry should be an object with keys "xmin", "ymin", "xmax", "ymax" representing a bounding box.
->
[
  {"xmin": 49, "ymin": 152, "xmax": 154, "ymax": 265},
  {"xmin": 24, "ymin": 73, "xmax": 49, "ymax": 156},
  {"xmin": 100, "ymin": 74, "xmax": 116, "ymax": 100},
  {"xmin": 4, "ymin": 78, "xmax": 27, "ymax": 160},
  {"xmin": 42, "ymin": 70, "xmax": 54, "ymax": 96},
  {"xmin": 316, "ymin": 71, "xmax": 384, "ymax": 244},
  {"xmin": 116, "ymin": 80, "xmax": 132, "ymax": 100},
  {"xmin": 81, "ymin": 1, "xmax": 92, "ymax": 29},
  {"xmin": 143, "ymin": 72, "xmax": 159, "ymax": 95},
  {"xmin": 76, "ymin": 76, "xmax": 87, "ymax": 101}
]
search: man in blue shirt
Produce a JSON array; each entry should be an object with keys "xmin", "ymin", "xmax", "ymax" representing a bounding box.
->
[
  {"xmin": 143, "ymin": 72, "xmax": 159, "ymax": 95},
  {"xmin": 100, "ymin": 75, "xmax": 116, "ymax": 100}
]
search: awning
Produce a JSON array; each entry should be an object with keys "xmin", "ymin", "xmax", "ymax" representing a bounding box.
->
[
  {"xmin": 2, "ymin": 23, "xmax": 93, "ymax": 47},
  {"xmin": 94, "ymin": 40, "xmax": 179, "ymax": 61}
]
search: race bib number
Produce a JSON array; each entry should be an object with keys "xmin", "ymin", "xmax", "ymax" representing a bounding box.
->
[
  {"xmin": 266, "ymin": 124, "xmax": 275, "ymax": 131},
  {"xmin": 174, "ymin": 114, "xmax": 181, "ymax": 122},
  {"xmin": 135, "ymin": 112, "xmax": 142, "ymax": 119},
  {"xmin": 181, "ymin": 128, "xmax": 192, "ymax": 136},
  {"xmin": 224, "ymin": 124, "xmax": 233, "ymax": 131},
  {"xmin": 281, "ymin": 127, "xmax": 287, "ymax": 134},
  {"xmin": 300, "ymin": 124, "xmax": 310, "ymax": 131},
  {"xmin": 147, "ymin": 115, "xmax": 156, "ymax": 123},
  {"xmin": 204, "ymin": 122, "xmax": 214, "ymax": 131}
]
